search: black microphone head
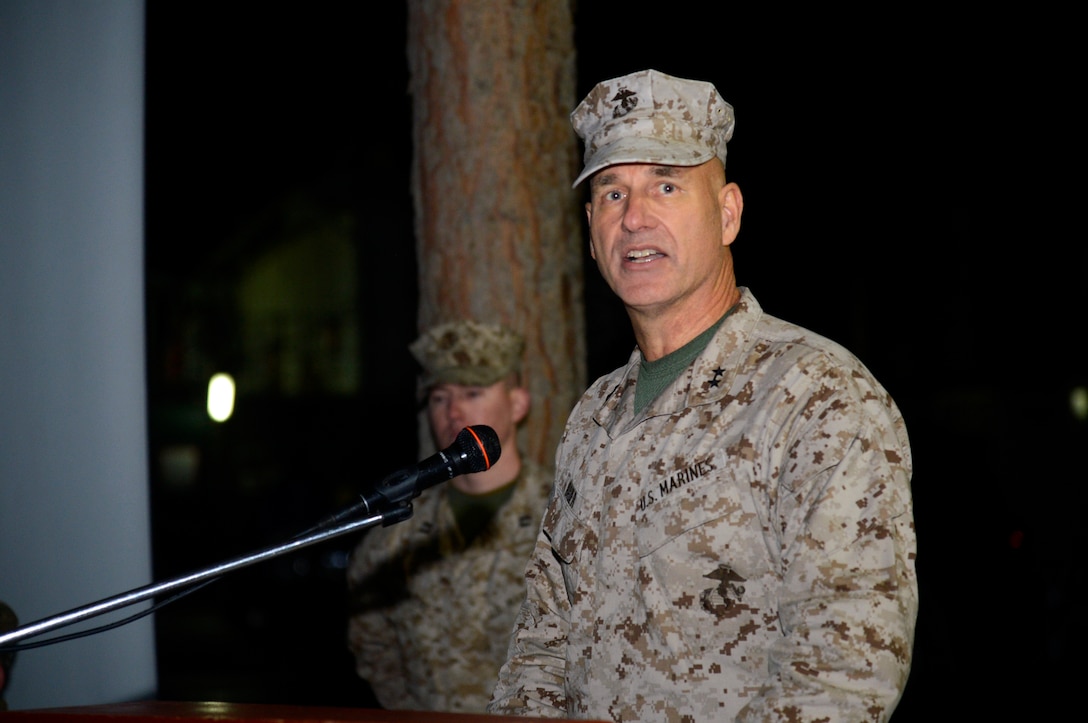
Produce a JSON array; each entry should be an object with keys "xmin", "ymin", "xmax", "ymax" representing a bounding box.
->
[{"xmin": 454, "ymin": 425, "xmax": 501, "ymax": 473}]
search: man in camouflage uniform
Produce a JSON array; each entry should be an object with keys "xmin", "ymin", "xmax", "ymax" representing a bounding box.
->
[
  {"xmin": 488, "ymin": 70, "xmax": 918, "ymax": 722},
  {"xmin": 346, "ymin": 320, "xmax": 552, "ymax": 712}
]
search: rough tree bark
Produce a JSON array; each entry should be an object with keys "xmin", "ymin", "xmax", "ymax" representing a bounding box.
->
[{"xmin": 406, "ymin": 0, "xmax": 585, "ymax": 466}]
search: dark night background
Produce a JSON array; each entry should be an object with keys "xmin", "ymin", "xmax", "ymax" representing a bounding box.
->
[{"xmin": 144, "ymin": 4, "xmax": 1083, "ymax": 720}]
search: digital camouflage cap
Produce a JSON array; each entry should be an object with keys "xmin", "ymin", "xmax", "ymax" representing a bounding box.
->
[
  {"xmin": 410, "ymin": 320, "xmax": 525, "ymax": 389},
  {"xmin": 570, "ymin": 68, "xmax": 735, "ymax": 187}
]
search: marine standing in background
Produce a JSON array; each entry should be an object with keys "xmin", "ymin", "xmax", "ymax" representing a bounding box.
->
[
  {"xmin": 488, "ymin": 69, "xmax": 918, "ymax": 722},
  {"xmin": 347, "ymin": 320, "xmax": 552, "ymax": 713}
]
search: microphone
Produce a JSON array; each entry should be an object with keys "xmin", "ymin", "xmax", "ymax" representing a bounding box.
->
[
  {"xmin": 360, "ymin": 424, "xmax": 501, "ymax": 514},
  {"xmin": 298, "ymin": 425, "xmax": 501, "ymax": 534}
]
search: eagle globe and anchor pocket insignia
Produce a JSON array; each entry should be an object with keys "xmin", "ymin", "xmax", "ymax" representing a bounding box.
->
[{"xmin": 701, "ymin": 563, "xmax": 746, "ymax": 618}]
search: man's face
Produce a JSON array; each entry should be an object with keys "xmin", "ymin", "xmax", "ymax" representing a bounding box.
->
[
  {"xmin": 585, "ymin": 160, "xmax": 739, "ymax": 316},
  {"xmin": 424, "ymin": 378, "xmax": 526, "ymax": 453}
]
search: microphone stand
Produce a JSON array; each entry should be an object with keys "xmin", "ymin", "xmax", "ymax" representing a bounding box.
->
[{"xmin": 0, "ymin": 504, "xmax": 413, "ymax": 649}]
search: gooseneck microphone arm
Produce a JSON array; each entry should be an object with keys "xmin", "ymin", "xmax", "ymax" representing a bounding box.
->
[
  {"xmin": 0, "ymin": 513, "xmax": 385, "ymax": 651},
  {"xmin": 0, "ymin": 425, "xmax": 501, "ymax": 651}
]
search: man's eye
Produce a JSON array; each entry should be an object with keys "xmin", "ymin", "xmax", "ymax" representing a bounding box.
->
[
  {"xmin": 608, "ymin": 190, "xmax": 623, "ymax": 201},
  {"xmin": 660, "ymin": 183, "xmax": 676, "ymax": 194}
]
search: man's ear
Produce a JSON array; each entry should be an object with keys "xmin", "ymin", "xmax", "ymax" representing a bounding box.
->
[
  {"xmin": 586, "ymin": 202, "xmax": 597, "ymax": 260},
  {"xmin": 510, "ymin": 386, "xmax": 531, "ymax": 425},
  {"xmin": 720, "ymin": 182, "xmax": 743, "ymax": 247}
]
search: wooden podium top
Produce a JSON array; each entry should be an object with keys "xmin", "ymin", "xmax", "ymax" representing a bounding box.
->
[{"xmin": 0, "ymin": 701, "xmax": 600, "ymax": 723}]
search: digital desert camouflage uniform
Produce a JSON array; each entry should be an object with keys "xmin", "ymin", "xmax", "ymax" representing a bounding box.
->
[
  {"xmin": 347, "ymin": 318, "xmax": 551, "ymax": 713},
  {"xmin": 346, "ymin": 460, "xmax": 552, "ymax": 711},
  {"xmin": 489, "ymin": 288, "xmax": 918, "ymax": 722}
]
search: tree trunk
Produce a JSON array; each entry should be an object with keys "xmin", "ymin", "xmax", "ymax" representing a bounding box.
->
[{"xmin": 406, "ymin": 0, "xmax": 585, "ymax": 466}]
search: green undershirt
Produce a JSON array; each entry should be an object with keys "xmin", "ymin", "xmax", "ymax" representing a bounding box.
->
[
  {"xmin": 447, "ymin": 479, "xmax": 516, "ymax": 544},
  {"xmin": 634, "ymin": 308, "xmax": 734, "ymax": 415}
]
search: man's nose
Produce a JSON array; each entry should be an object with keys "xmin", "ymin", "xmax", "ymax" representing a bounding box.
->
[
  {"xmin": 446, "ymin": 395, "xmax": 468, "ymax": 420},
  {"xmin": 621, "ymin": 191, "xmax": 654, "ymax": 232}
]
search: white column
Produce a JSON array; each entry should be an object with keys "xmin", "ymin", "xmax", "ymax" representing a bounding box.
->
[{"xmin": 0, "ymin": 0, "xmax": 157, "ymax": 708}]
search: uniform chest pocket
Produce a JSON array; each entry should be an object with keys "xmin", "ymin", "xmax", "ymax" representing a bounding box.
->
[
  {"xmin": 634, "ymin": 452, "xmax": 760, "ymax": 558},
  {"xmin": 541, "ymin": 490, "xmax": 592, "ymax": 565}
]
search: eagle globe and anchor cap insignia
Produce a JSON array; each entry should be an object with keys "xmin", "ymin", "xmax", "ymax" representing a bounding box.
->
[
  {"xmin": 610, "ymin": 87, "xmax": 639, "ymax": 118},
  {"xmin": 701, "ymin": 563, "xmax": 746, "ymax": 618}
]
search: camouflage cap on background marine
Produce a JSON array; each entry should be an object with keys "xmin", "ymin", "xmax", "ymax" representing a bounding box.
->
[
  {"xmin": 410, "ymin": 320, "xmax": 525, "ymax": 389},
  {"xmin": 570, "ymin": 68, "xmax": 735, "ymax": 188}
]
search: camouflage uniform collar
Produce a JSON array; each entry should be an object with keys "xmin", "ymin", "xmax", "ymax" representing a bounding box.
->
[{"xmin": 593, "ymin": 288, "xmax": 761, "ymax": 437}]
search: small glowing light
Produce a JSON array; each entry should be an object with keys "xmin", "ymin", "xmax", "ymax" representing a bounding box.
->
[
  {"xmin": 207, "ymin": 372, "xmax": 236, "ymax": 422},
  {"xmin": 1071, "ymin": 386, "xmax": 1088, "ymax": 421}
]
